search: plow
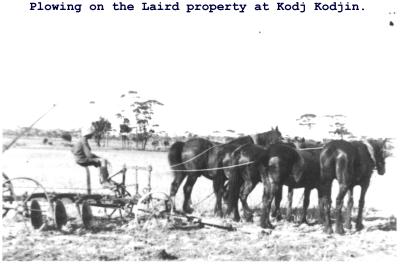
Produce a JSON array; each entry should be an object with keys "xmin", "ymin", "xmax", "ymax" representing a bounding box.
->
[{"xmin": 2, "ymin": 165, "xmax": 235, "ymax": 232}]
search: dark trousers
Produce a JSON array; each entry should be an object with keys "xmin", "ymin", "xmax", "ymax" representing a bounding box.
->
[{"xmin": 77, "ymin": 159, "xmax": 101, "ymax": 168}]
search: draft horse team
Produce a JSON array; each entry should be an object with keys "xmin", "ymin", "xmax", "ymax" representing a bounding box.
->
[{"xmin": 167, "ymin": 128, "xmax": 389, "ymax": 234}]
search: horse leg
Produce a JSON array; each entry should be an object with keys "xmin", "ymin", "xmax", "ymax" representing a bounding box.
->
[
  {"xmin": 320, "ymin": 182, "xmax": 333, "ymax": 234},
  {"xmin": 345, "ymin": 188, "xmax": 354, "ymax": 230},
  {"xmin": 285, "ymin": 187, "xmax": 293, "ymax": 222},
  {"xmin": 225, "ymin": 167, "xmax": 242, "ymax": 222},
  {"xmin": 335, "ymin": 184, "xmax": 348, "ymax": 235},
  {"xmin": 182, "ymin": 174, "xmax": 198, "ymax": 214},
  {"xmin": 240, "ymin": 177, "xmax": 256, "ymax": 222},
  {"xmin": 169, "ymin": 172, "xmax": 186, "ymax": 211},
  {"xmin": 213, "ymin": 171, "xmax": 225, "ymax": 218},
  {"xmin": 356, "ymin": 182, "xmax": 370, "ymax": 231},
  {"xmin": 239, "ymin": 165, "xmax": 259, "ymax": 222},
  {"xmin": 317, "ymin": 188, "xmax": 324, "ymax": 224},
  {"xmin": 300, "ymin": 188, "xmax": 311, "ymax": 224},
  {"xmin": 260, "ymin": 177, "xmax": 277, "ymax": 229},
  {"xmin": 271, "ymin": 185, "xmax": 282, "ymax": 220}
]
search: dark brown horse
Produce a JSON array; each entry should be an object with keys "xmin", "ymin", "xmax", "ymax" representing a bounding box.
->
[
  {"xmin": 225, "ymin": 142, "xmax": 304, "ymax": 229},
  {"xmin": 319, "ymin": 139, "xmax": 387, "ymax": 234},
  {"xmin": 272, "ymin": 140, "xmax": 323, "ymax": 223},
  {"xmin": 168, "ymin": 127, "xmax": 283, "ymax": 214}
]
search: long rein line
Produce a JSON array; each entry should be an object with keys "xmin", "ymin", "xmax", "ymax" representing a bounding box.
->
[{"xmin": 169, "ymin": 143, "xmax": 226, "ymax": 168}]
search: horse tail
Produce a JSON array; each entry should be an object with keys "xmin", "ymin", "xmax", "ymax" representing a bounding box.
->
[
  {"xmin": 335, "ymin": 150, "xmax": 351, "ymax": 182},
  {"xmin": 292, "ymin": 149, "xmax": 305, "ymax": 183},
  {"xmin": 168, "ymin": 141, "xmax": 186, "ymax": 196},
  {"xmin": 168, "ymin": 141, "xmax": 185, "ymax": 168},
  {"xmin": 320, "ymin": 145, "xmax": 351, "ymax": 182}
]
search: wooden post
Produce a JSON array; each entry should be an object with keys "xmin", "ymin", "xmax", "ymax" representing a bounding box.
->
[
  {"xmin": 122, "ymin": 164, "xmax": 127, "ymax": 186},
  {"xmin": 135, "ymin": 166, "xmax": 139, "ymax": 196},
  {"xmin": 85, "ymin": 167, "xmax": 91, "ymax": 195},
  {"xmin": 147, "ymin": 165, "xmax": 152, "ymax": 192}
]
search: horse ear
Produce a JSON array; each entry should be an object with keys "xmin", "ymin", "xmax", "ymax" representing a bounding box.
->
[
  {"xmin": 301, "ymin": 137, "xmax": 305, "ymax": 143},
  {"xmin": 275, "ymin": 126, "xmax": 279, "ymax": 132},
  {"xmin": 271, "ymin": 126, "xmax": 274, "ymax": 131}
]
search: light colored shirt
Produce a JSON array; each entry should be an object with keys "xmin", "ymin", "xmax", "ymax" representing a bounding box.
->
[{"xmin": 71, "ymin": 137, "xmax": 97, "ymax": 163}]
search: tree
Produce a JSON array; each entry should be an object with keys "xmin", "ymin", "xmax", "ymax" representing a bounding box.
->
[
  {"xmin": 331, "ymin": 123, "xmax": 351, "ymax": 139},
  {"xmin": 118, "ymin": 118, "xmax": 132, "ymax": 149},
  {"xmin": 163, "ymin": 139, "xmax": 170, "ymax": 148},
  {"xmin": 324, "ymin": 114, "xmax": 351, "ymax": 139},
  {"xmin": 130, "ymin": 99, "xmax": 163, "ymax": 150},
  {"xmin": 61, "ymin": 132, "xmax": 72, "ymax": 142},
  {"xmin": 116, "ymin": 90, "xmax": 163, "ymax": 150},
  {"xmin": 92, "ymin": 117, "xmax": 112, "ymax": 147},
  {"xmin": 297, "ymin": 113, "xmax": 317, "ymax": 130},
  {"xmin": 151, "ymin": 140, "xmax": 159, "ymax": 150}
]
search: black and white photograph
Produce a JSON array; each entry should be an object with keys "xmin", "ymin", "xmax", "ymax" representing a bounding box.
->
[{"xmin": 1, "ymin": 0, "xmax": 399, "ymax": 261}]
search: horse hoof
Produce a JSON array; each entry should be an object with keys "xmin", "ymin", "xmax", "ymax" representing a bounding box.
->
[
  {"xmin": 356, "ymin": 223, "xmax": 364, "ymax": 231},
  {"xmin": 344, "ymin": 222, "xmax": 352, "ymax": 230},
  {"xmin": 183, "ymin": 207, "xmax": 194, "ymax": 214},
  {"xmin": 335, "ymin": 225, "xmax": 345, "ymax": 235},
  {"xmin": 286, "ymin": 215, "xmax": 294, "ymax": 222},
  {"xmin": 214, "ymin": 211, "xmax": 223, "ymax": 218},
  {"xmin": 261, "ymin": 222, "xmax": 274, "ymax": 229},
  {"xmin": 244, "ymin": 214, "xmax": 254, "ymax": 222},
  {"xmin": 323, "ymin": 226, "xmax": 333, "ymax": 234},
  {"xmin": 300, "ymin": 219, "xmax": 309, "ymax": 225}
]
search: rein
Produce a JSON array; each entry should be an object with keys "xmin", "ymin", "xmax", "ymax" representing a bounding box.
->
[
  {"xmin": 169, "ymin": 143, "xmax": 225, "ymax": 168},
  {"xmin": 297, "ymin": 147, "xmax": 323, "ymax": 150},
  {"xmin": 169, "ymin": 161, "xmax": 255, "ymax": 172},
  {"xmin": 170, "ymin": 136, "xmax": 255, "ymax": 169}
]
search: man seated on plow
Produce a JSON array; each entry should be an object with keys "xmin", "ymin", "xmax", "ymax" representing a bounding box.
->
[{"xmin": 71, "ymin": 126, "xmax": 115, "ymax": 189}]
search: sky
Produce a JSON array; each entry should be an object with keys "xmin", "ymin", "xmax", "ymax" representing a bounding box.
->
[{"xmin": 1, "ymin": 0, "xmax": 399, "ymax": 140}]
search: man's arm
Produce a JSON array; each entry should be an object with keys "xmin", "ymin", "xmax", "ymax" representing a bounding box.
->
[{"xmin": 82, "ymin": 138, "xmax": 99, "ymax": 159}]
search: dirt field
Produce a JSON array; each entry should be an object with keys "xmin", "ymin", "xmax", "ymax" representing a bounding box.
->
[{"xmin": 2, "ymin": 139, "xmax": 399, "ymax": 261}]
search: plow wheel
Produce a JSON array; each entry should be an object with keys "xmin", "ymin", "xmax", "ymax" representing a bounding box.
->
[
  {"xmin": 81, "ymin": 201, "xmax": 94, "ymax": 229},
  {"xmin": 2, "ymin": 177, "xmax": 52, "ymax": 232},
  {"xmin": 133, "ymin": 191, "xmax": 173, "ymax": 227},
  {"xmin": 30, "ymin": 199, "xmax": 44, "ymax": 229},
  {"xmin": 54, "ymin": 200, "xmax": 68, "ymax": 229}
]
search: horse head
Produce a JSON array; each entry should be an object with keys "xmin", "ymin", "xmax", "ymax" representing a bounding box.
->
[
  {"xmin": 368, "ymin": 138, "xmax": 388, "ymax": 175},
  {"xmin": 269, "ymin": 126, "xmax": 283, "ymax": 143}
]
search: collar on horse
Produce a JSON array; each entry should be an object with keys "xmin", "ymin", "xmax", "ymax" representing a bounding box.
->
[{"xmin": 250, "ymin": 134, "xmax": 258, "ymax": 145}]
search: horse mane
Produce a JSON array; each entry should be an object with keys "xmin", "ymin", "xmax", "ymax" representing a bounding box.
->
[{"xmin": 362, "ymin": 140, "xmax": 376, "ymax": 165}]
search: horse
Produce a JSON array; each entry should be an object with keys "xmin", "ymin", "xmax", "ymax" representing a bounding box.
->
[
  {"xmin": 319, "ymin": 139, "xmax": 388, "ymax": 234},
  {"xmin": 271, "ymin": 139, "xmax": 324, "ymax": 223},
  {"xmin": 168, "ymin": 127, "xmax": 283, "ymax": 214},
  {"xmin": 225, "ymin": 142, "xmax": 304, "ymax": 229},
  {"xmin": 271, "ymin": 142, "xmax": 322, "ymax": 223}
]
